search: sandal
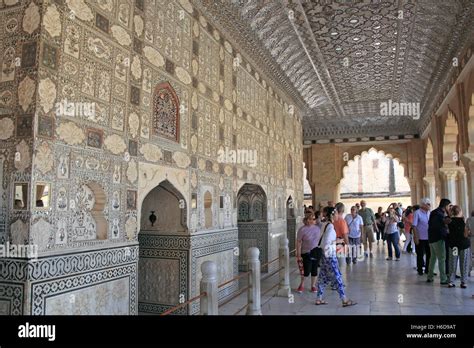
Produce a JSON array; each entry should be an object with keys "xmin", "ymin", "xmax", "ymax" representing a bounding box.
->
[
  {"xmin": 342, "ymin": 299, "xmax": 357, "ymax": 307},
  {"xmin": 315, "ymin": 300, "xmax": 328, "ymax": 305}
]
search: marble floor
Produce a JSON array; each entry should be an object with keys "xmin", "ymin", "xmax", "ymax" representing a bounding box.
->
[{"xmin": 219, "ymin": 242, "xmax": 474, "ymax": 315}]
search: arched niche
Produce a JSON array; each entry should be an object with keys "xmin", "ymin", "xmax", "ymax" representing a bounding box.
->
[
  {"xmin": 71, "ymin": 182, "xmax": 107, "ymax": 241},
  {"xmin": 286, "ymin": 195, "xmax": 295, "ymax": 218},
  {"xmin": 442, "ymin": 111, "xmax": 459, "ymax": 167},
  {"xmin": 88, "ymin": 182, "xmax": 107, "ymax": 240},
  {"xmin": 237, "ymin": 183, "xmax": 267, "ymax": 222},
  {"xmin": 286, "ymin": 195, "xmax": 296, "ymax": 252},
  {"xmin": 140, "ymin": 179, "xmax": 187, "ymax": 233},
  {"xmin": 152, "ymin": 82, "xmax": 180, "ymax": 143},
  {"xmin": 339, "ymin": 147, "xmax": 411, "ymax": 200}
]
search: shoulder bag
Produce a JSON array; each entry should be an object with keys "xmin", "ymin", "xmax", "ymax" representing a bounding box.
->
[{"xmin": 309, "ymin": 223, "xmax": 330, "ymax": 265}]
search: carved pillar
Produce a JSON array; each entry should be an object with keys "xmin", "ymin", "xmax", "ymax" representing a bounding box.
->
[
  {"xmin": 458, "ymin": 167, "xmax": 469, "ymax": 217},
  {"xmin": 423, "ymin": 176, "xmax": 436, "ymax": 206},
  {"xmin": 462, "ymin": 153, "xmax": 474, "ymax": 215},
  {"xmin": 439, "ymin": 167, "xmax": 459, "ymax": 204}
]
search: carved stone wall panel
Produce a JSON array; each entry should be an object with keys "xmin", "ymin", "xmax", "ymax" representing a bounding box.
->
[{"xmin": 0, "ymin": 0, "xmax": 305, "ymax": 315}]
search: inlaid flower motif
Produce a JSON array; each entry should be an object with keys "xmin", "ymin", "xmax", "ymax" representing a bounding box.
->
[
  {"xmin": 125, "ymin": 216, "xmax": 137, "ymax": 240},
  {"xmin": 104, "ymin": 134, "xmax": 127, "ymax": 155},
  {"xmin": 15, "ymin": 140, "xmax": 31, "ymax": 172},
  {"xmin": 143, "ymin": 46, "xmax": 164, "ymax": 67},
  {"xmin": 172, "ymin": 152, "xmax": 191, "ymax": 169},
  {"xmin": 134, "ymin": 15, "xmax": 144, "ymax": 37},
  {"xmin": 128, "ymin": 112, "xmax": 140, "ymax": 138},
  {"xmin": 18, "ymin": 75, "xmax": 36, "ymax": 112},
  {"xmin": 191, "ymin": 171, "xmax": 197, "ymax": 188},
  {"xmin": 178, "ymin": 0, "xmax": 193, "ymax": 13},
  {"xmin": 111, "ymin": 25, "xmax": 131, "ymax": 46},
  {"xmin": 35, "ymin": 142, "xmax": 54, "ymax": 174},
  {"xmin": 131, "ymin": 56, "xmax": 142, "ymax": 80},
  {"xmin": 139, "ymin": 143, "xmax": 162, "ymax": 162},
  {"xmin": 66, "ymin": 0, "xmax": 93, "ymax": 21},
  {"xmin": 57, "ymin": 121, "xmax": 85, "ymax": 145},
  {"xmin": 22, "ymin": 2, "xmax": 40, "ymax": 34},
  {"xmin": 0, "ymin": 118, "xmax": 14, "ymax": 140},
  {"xmin": 38, "ymin": 78, "xmax": 57, "ymax": 113},
  {"xmin": 97, "ymin": 0, "xmax": 113, "ymax": 12},
  {"xmin": 126, "ymin": 160, "xmax": 138, "ymax": 184},
  {"xmin": 43, "ymin": 4, "xmax": 61, "ymax": 37},
  {"xmin": 176, "ymin": 67, "xmax": 191, "ymax": 85}
]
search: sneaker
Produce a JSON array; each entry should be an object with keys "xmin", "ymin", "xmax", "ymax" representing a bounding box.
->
[
  {"xmin": 418, "ymin": 271, "xmax": 424, "ymax": 276},
  {"xmin": 311, "ymin": 286, "xmax": 317, "ymax": 293},
  {"xmin": 352, "ymin": 259, "xmax": 357, "ymax": 264},
  {"xmin": 386, "ymin": 257, "xmax": 392, "ymax": 261},
  {"xmin": 426, "ymin": 279, "xmax": 433, "ymax": 283},
  {"xmin": 296, "ymin": 285, "xmax": 304, "ymax": 293},
  {"xmin": 395, "ymin": 258, "xmax": 400, "ymax": 261}
]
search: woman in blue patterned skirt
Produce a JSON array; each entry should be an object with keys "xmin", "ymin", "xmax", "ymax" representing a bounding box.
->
[{"xmin": 315, "ymin": 207, "xmax": 357, "ymax": 307}]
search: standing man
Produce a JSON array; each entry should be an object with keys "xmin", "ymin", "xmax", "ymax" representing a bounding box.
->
[
  {"xmin": 358, "ymin": 200, "xmax": 378, "ymax": 258},
  {"xmin": 427, "ymin": 198, "xmax": 451, "ymax": 285},
  {"xmin": 345, "ymin": 206, "xmax": 364, "ymax": 264},
  {"xmin": 413, "ymin": 198, "xmax": 431, "ymax": 275}
]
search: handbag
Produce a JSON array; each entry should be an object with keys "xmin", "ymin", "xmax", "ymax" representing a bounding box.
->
[{"xmin": 309, "ymin": 223, "xmax": 330, "ymax": 264}]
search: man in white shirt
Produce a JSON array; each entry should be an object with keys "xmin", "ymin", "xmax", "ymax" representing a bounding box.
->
[{"xmin": 345, "ymin": 206, "xmax": 364, "ymax": 264}]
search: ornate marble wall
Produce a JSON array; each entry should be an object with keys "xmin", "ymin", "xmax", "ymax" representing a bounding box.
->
[{"xmin": 0, "ymin": 0, "xmax": 304, "ymax": 314}]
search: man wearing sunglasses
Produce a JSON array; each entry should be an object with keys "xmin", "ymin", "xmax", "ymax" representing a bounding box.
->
[{"xmin": 413, "ymin": 198, "xmax": 432, "ymax": 275}]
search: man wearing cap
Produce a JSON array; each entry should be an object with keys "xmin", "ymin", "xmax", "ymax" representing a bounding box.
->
[
  {"xmin": 413, "ymin": 198, "xmax": 431, "ymax": 275},
  {"xmin": 427, "ymin": 198, "xmax": 451, "ymax": 284}
]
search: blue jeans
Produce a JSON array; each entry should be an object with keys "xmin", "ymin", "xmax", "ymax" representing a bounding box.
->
[{"xmin": 386, "ymin": 232, "xmax": 400, "ymax": 259}]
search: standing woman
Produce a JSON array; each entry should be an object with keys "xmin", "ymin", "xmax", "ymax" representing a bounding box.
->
[
  {"xmin": 315, "ymin": 207, "xmax": 357, "ymax": 307},
  {"xmin": 447, "ymin": 205, "xmax": 470, "ymax": 288},
  {"xmin": 384, "ymin": 207, "xmax": 401, "ymax": 261},
  {"xmin": 375, "ymin": 207, "xmax": 385, "ymax": 245},
  {"xmin": 403, "ymin": 206, "xmax": 415, "ymax": 254},
  {"xmin": 296, "ymin": 213, "xmax": 322, "ymax": 293}
]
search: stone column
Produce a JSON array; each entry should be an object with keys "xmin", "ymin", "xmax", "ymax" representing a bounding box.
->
[
  {"xmin": 458, "ymin": 168, "xmax": 469, "ymax": 217},
  {"xmin": 277, "ymin": 237, "xmax": 291, "ymax": 297},
  {"xmin": 439, "ymin": 168, "xmax": 459, "ymax": 204},
  {"xmin": 200, "ymin": 261, "xmax": 218, "ymax": 315},
  {"xmin": 462, "ymin": 153, "xmax": 474, "ymax": 214},
  {"xmin": 423, "ymin": 176, "xmax": 436, "ymax": 205},
  {"xmin": 246, "ymin": 247, "xmax": 262, "ymax": 315}
]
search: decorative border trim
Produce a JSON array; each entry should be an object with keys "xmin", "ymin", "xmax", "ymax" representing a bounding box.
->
[
  {"xmin": 31, "ymin": 264, "xmax": 137, "ymax": 315},
  {"xmin": 0, "ymin": 245, "xmax": 139, "ymax": 282},
  {"xmin": 0, "ymin": 282, "xmax": 24, "ymax": 315}
]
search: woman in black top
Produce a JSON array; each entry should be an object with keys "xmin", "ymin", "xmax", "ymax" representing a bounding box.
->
[
  {"xmin": 447, "ymin": 205, "xmax": 471, "ymax": 288},
  {"xmin": 375, "ymin": 207, "xmax": 386, "ymax": 245}
]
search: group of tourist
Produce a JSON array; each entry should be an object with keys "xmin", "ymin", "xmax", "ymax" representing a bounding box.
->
[{"xmin": 297, "ymin": 198, "xmax": 473, "ymax": 306}]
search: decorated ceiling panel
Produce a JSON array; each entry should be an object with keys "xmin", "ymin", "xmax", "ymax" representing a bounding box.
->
[{"xmin": 196, "ymin": 0, "xmax": 474, "ymax": 140}]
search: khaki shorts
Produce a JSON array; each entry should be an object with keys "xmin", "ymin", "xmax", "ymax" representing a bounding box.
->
[{"xmin": 362, "ymin": 225, "xmax": 375, "ymax": 243}]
